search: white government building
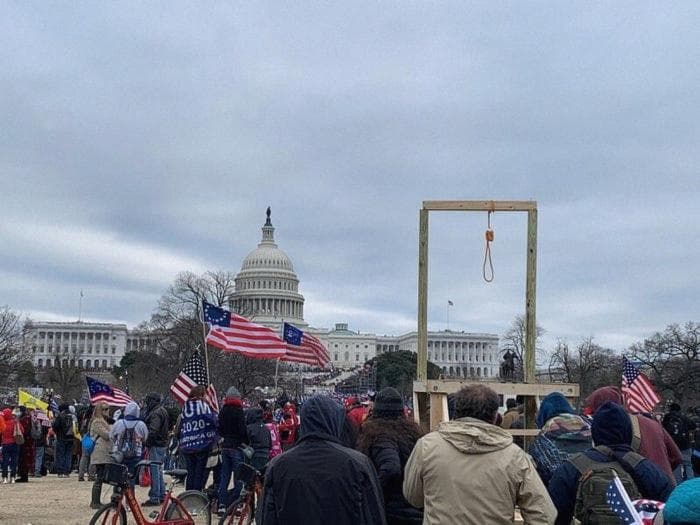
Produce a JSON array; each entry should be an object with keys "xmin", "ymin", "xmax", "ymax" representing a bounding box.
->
[{"xmin": 27, "ymin": 210, "xmax": 500, "ymax": 378}]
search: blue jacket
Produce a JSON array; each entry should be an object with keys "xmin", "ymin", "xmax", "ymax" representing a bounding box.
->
[{"xmin": 548, "ymin": 402, "xmax": 674, "ymax": 525}]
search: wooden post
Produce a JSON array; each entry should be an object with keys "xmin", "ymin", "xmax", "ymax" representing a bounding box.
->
[
  {"xmin": 524, "ymin": 208, "xmax": 538, "ymax": 383},
  {"xmin": 417, "ymin": 209, "xmax": 429, "ymax": 381}
]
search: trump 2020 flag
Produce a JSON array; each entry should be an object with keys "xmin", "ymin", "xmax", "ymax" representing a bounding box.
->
[{"xmin": 606, "ymin": 472, "xmax": 643, "ymax": 525}]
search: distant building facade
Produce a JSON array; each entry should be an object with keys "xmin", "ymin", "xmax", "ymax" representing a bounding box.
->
[{"xmin": 29, "ymin": 210, "xmax": 500, "ymax": 378}]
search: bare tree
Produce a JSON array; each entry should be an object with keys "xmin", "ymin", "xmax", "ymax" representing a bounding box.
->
[
  {"xmin": 548, "ymin": 337, "xmax": 620, "ymax": 398},
  {"xmin": 0, "ymin": 306, "xmax": 31, "ymax": 382},
  {"xmin": 629, "ymin": 322, "xmax": 700, "ymax": 409},
  {"xmin": 501, "ymin": 314, "xmax": 545, "ymax": 380},
  {"xmin": 39, "ymin": 359, "xmax": 85, "ymax": 402}
]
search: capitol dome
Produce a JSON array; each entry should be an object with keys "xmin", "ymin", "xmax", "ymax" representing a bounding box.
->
[{"xmin": 229, "ymin": 208, "xmax": 306, "ymax": 327}]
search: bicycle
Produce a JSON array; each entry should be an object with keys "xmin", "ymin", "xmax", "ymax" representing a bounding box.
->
[
  {"xmin": 89, "ymin": 460, "xmax": 212, "ymax": 525},
  {"xmin": 218, "ymin": 463, "xmax": 263, "ymax": 525}
]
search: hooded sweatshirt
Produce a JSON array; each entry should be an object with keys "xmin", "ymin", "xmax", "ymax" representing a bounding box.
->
[
  {"xmin": 548, "ymin": 402, "xmax": 674, "ymax": 525},
  {"xmin": 403, "ymin": 417, "xmax": 556, "ymax": 525},
  {"xmin": 584, "ymin": 386, "xmax": 682, "ymax": 482},
  {"xmin": 258, "ymin": 395, "xmax": 386, "ymax": 525},
  {"xmin": 110, "ymin": 401, "xmax": 148, "ymax": 460}
]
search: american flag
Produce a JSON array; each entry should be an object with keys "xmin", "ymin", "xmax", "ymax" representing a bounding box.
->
[
  {"xmin": 86, "ymin": 376, "xmax": 133, "ymax": 407},
  {"xmin": 281, "ymin": 322, "xmax": 330, "ymax": 368},
  {"xmin": 170, "ymin": 350, "xmax": 219, "ymax": 412},
  {"xmin": 203, "ymin": 301, "xmax": 287, "ymax": 359},
  {"xmin": 632, "ymin": 500, "xmax": 665, "ymax": 525},
  {"xmin": 622, "ymin": 356, "xmax": 660, "ymax": 414},
  {"xmin": 606, "ymin": 473, "xmax": 643, "ymax": 525}
]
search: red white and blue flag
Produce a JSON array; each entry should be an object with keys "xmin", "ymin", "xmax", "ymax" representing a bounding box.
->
[
  {"xmin": 606, "ymin": 473, "xmax": 643, "ymax": 525},
  {"xmin": 622, "ymin": 357, "xmax": 660, "ymax": 414},
  {"xmin": 632, "ymin": 500, "xmax": 665, "ymax": 525},
  {"xmin": 203, "ymin": 301, "xmax": 287, "ymax": 360},
  {"xmin": 281, "ymin": 322, "xmax": 330, "ymax": 368},
  {"xmin": 170, "ymin": 350, "xmax": 219, "ymax": 412},
  {"xmin": 86, "ymin": 376, "xmax": 133, "ymax": 407}
]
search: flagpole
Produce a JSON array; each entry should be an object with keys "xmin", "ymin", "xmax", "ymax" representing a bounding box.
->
[
  {"xmin": 199, "ymin": 297, "xmax": 211, "ymax": 381},
  {"xmin": 275, "ymin": 315, "xmax": 284, "ymax": 393},
  {"xmin": 78, "ymin": 289, "xmax": 83, "ymax": 322}
]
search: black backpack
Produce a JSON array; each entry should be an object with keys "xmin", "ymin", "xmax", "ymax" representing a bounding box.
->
[
  {"xmin": 664, "ymin": 413, "xmax": 690, "ymax": 447},
  {"xmin": 570, "ymin": 446, "xmax": 644, "ymax": 525}
]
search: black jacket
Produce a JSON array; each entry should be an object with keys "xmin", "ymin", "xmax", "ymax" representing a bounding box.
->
[
  {"xmin": 218, "ymin": 401, "xmax": 248, "ymax": 449},
  {"xmin": 368, "ymin": 436, "xmax": 423, "ymax": 525},
  {"xmin": 258, "ymin": 396, "xmax": 386, "ymax": 525},
  {"xmin": 144, "ymin": 404, "xmax": 170, "ymax": 447},
  {"xmin": 246, "ymin": 409, "xmax": 271, "ymax": 454}
]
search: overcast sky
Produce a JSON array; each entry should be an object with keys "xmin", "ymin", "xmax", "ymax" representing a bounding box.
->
[{"xmin": 2, "ymin": 3, "xmax": 698, "ymax": 352}]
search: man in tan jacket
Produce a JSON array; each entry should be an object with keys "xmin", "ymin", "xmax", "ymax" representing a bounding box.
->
[{"xmin": 403, "ymin": 385, "xmax": 556, "ymax": 524}]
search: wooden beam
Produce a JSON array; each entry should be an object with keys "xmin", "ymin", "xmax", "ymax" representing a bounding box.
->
[
  {"xmin": 524, "ymin": 207, "xmax": 538, "ymax": 383},
  {"xmin": 413, "ymin": 380, "xmax": 580, "ymax": 398},
  {"xmin": 417, "ymin": 209, "xmax": 429, "ymax": 381},
  {"xmin": 422, "ymin": 200, "xmax": 537, "ymax": 212}
]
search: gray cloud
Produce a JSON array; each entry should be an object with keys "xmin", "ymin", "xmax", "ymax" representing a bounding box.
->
[{"xmin": 1, "ymin": 3, "xmax": 699, "ymax": 351}]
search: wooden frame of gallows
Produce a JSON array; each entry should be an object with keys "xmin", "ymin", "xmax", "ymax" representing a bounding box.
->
[{"xmin": 413, "ymin": 200, "xmax": 579, "ymax": 437}]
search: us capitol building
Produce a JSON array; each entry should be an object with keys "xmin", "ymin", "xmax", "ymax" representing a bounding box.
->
[{"xmin": 27, "ymin": 210, "xmax": 500, "ymax": 379}]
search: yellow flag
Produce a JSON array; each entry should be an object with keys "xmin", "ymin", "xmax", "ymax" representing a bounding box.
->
[{"xmin": 18, "ymin": 390, "xmax": 49, "ymax": 411}]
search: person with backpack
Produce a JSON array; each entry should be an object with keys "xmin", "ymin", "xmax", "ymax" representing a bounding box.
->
[
  {"xmin": 584, "ymin": 386, "xmax": 682, "ymax": 484},
  {"xmin": 1, "ymin": 408, "xmax": 22, "ymax": 483},
  {"xmin": 663, "ymin": 403, "xmax": 695, "ymax": 483},
  {"xmin": 529, "ymin": 392, "xmax": 591, "ymax": 486},
  {"xmin": 142, "ymin": 393, "xmax": 170, "ymax": 507},
  {"xmin": 548, "ymin": 401, "xmax": 674, "ymax": 525},
  {"xmin": 110, "ymin": 401, "xmax": 148, "ymax": 489},
  {"xmin": 51, "ymin": 404, "xmax": 75, "ymax": 478},
  {"xmin": 89, "ymin": 402, "xmax": 113, "ymax": 509}
]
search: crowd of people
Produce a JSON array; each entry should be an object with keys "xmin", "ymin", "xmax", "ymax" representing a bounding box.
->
[{"xmin": 1, "ymin": 383, "xmax": 699, "ymax": 524}]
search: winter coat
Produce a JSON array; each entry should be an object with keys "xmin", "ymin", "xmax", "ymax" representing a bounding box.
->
[
  {"xmin": 584, "ymin": 386, "xmax": 682, "ymax": 482},
  {"xmin": 51, "ymin": 411, "xmax": 75, "ymax": 442},
  {"xmin": 403, "ymin": 417, "xmax": 556, "ymax": 525},
  {"xmin": 217, "ymin": 399, "xmax": 247, "ymax": 449},
  {"xmin": 663, "ymin": 477, "xmax": 700, "ymax": 524},
  {"xmin": 258, "ymin": 395, "xmax": 386, "ymax": 525},
  {"xmin": 0, "ymin": 415, "xmax": 5, "ymax": 435},
  {"xmin": 89, "ymin": 417, "xmax": 113, "ymax": 465},
  {"xmin": 110, "ymin": 402, "xmax": 148, "ymax": 459},
  {"xmin": 144, "ymin": 404, "xmax": 170, "ymax": 448},
  {"xmin": 548, "ymin": 402, "xmax": 674, "ymax": 525},
  {"xmin": 245, "ymin": 408, "xmax": 271, "ymax": 465},
  {"xmin": 364, "ymin": 430, "xmax": 423, "ymax": 524},
  {"xmin": 1, "ymin": 410, "xmax": 17, "ymax": 445}
]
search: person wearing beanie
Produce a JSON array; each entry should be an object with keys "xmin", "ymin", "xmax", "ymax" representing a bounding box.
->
[
  {"xmin": 142, "ymin": 392, "xmax": 170, "ymax": 506},
  {"xmin": 662, "ymin": 477, "xmax": 700, "ymax": 524},
  {"xmin": 528, "ymin": 392, "xmax": 591, "ymax": 486},
  {"xmin": 548, "ymin": 402, "xmax": 674, "ymax": 525},
  {"xmin": 259, "ymin": 395, "xmax": 386, "ymax": 525},
  {"xmin": 357, "ymin": 388, "xmax": 423, "ymax": 525},
  {"xmin": 585, "ymin": 386, "xmax": 682, "ymax": 483},
  {"xmin": 217, "ymin": 385, "xmax": 248, "ymax": 514}
]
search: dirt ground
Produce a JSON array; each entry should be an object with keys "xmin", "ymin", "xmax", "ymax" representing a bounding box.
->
[{"xmin": 0, "ymin": 475, "xmax": 153, "ymax": 525}]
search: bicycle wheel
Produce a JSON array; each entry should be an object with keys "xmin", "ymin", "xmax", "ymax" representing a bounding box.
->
[
  {"xmin": 218, "ymin": 495, "xmax": 253, "ymax": 525},
  {"xmin": 89, "ymin": 504, "xmax": 127, "ymax": 525},
  {"xmin": 168, "ymin": 490, "xmax": 212, "ymax": 525}
]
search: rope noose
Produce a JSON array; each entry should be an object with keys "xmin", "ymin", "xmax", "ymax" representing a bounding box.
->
[{"xmin": 482, "ymin": 210, "xmax": 495, "ymax": 282}]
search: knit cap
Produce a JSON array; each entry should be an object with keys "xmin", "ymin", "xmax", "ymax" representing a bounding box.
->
[
  {"xmin": 226, "ymin": 386, "xmax": 241, "ymax": 399},
  {"xmin": 373, "ymin": 387, "xmax": 404, "ymax": 418}
]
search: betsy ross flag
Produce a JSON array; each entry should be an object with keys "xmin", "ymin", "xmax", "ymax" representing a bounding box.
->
[
  {"xmin": 170, "ymin": 350, "xmax": 219, "ymax": 412},
  {"xmin": 622, "ymin": 356, "xmax": 660, "ymax": 414},
  {"xmin": 86, "ymin": 376, "xmax": 133, "ymax": 407},
  {"xmin": 606, "ymin": 472, "xmax": 643, "ymax": 525},
  {"xmin": 203, "ymin": 301, "xmax": 287, "ymax": 359},
  {"xmin": 281, "ymin": 322, "xmax": 330, "ymax": 368}
]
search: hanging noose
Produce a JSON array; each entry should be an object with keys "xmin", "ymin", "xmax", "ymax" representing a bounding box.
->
[{"xmin": 483, "ymin": 210, "xmax": 495, "ymax": 282}]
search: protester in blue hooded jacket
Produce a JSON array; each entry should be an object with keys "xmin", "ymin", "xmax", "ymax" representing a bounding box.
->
[
  {"xmin": 528, "ymin": 392, "xmax": 591, "ymax": 485},
  {"xmin": 110, "ymin": 401, "xmax": 148, "ymax": 488},
  {"xmin": 177, "ymin": 386, "xmax": 218, "ymax": 491},
  {"xmin": 548, "ymin": 402, "xmax": 673, "ymax": 525},
  {"xmin": 258, "ymin": 395, "xmax": 386, "ymax": 525}
]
